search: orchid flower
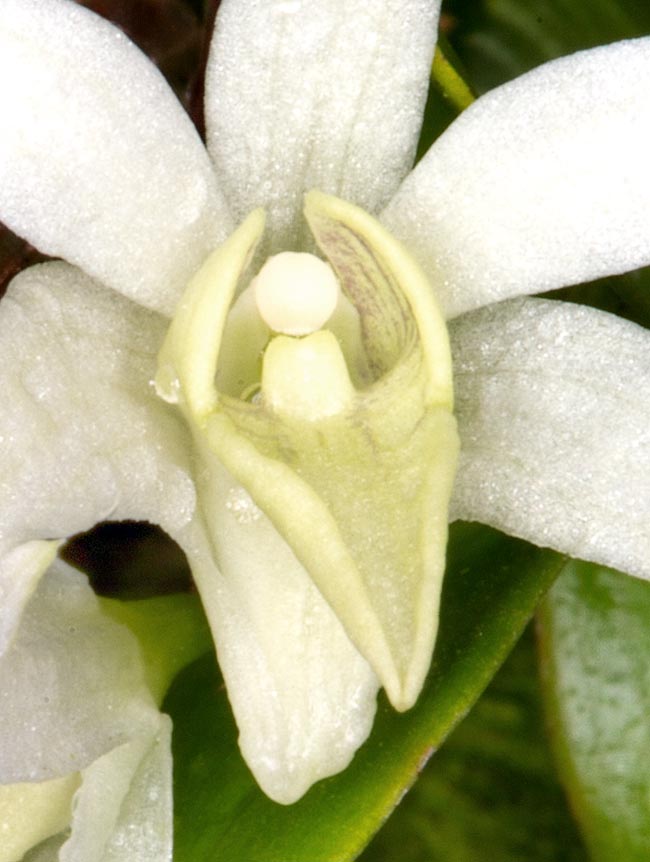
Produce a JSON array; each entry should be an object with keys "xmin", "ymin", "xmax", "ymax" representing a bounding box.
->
[
  {"xmin": 0, "ymin": 551, "xmax": 172, "ymax": 862},
  {"xmin": 1, "ymin": 0, "xmax": 650, "ymax": 812}
]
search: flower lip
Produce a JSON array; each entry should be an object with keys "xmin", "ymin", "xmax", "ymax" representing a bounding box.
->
[{"xmin": 155, "ymin": 190, "xmax": 458, "ymax": 713}]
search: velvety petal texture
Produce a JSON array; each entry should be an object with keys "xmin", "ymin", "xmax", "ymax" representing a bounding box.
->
[
  {"xmin": 0, "ymin": 262, "xmax": 196, "ymax": 642},
  {"xmin": 382, "ymin": 38, "xmax": 650, "ymax": 318},
  {"xmin": 62, "ymin": 725, "xmax": 172, "ymax": 862},
  {"xmin": 4, "ymin": 0, "xmax": 650, "ymax": 818},
  {"xmin": 0, "ymin": 560, "xmax": 158, "ymax": 781},
  {"xmin": 0, "ymin": 559, "xmax": 171, "ymax": 861},
  {"xmin": 0, "ymin": 541, "xmax": 57, "ymax": 656},
  {"xmin": 450, "ymin": 298, "xmax": 650, "ymax": 579},
  {"xmin": 180, "ymin": 461, "xmax": 380, "ymax": 805},
  {"xmin": 0, "ymin": 0, "xmax": 231, "ymax": 316},
  {"xmin": 206, "ymin": 0, "xmax": 440, "ymax": 253}
]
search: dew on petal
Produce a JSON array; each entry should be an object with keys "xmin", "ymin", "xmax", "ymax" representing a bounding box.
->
[
  {"xmin": 153, "ymin": 365, "xmax": 180, "ymax": 404},
  {"xmin": 225, "ymin": 486, "xmax": 262, "ymax": 524}
]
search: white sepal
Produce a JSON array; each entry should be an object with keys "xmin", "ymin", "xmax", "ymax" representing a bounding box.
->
[
  {"xmin": 383, "ymin": 38, "xmax": 650, "ymax": 318},
  {"xmin": 451, "ymin": 298, "xmax": 650, "ymax": 578},
  {"xmin": 0, "ymin": 0, "xmax": 231, "ymax": 315},
  {"xmin": 206, "ymin": 0, "xmax": 441, "ymax": 252}
]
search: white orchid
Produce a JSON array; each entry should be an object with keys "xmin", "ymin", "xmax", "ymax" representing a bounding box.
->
[
  {"xmin": 0, "ymin": 551, "xmax": 172, "ymax": 862},
  {"xmin": 1, "ymin": 0, "xmax": 650, "ymax": 817}
]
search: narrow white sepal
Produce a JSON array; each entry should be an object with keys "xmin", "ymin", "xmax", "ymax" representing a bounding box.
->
[
  {"xmin": 383, "ymin": 38, "xmax": 650, "ymax": 318},
  {"xmin": 206, "ymin": 0, "xmax": 441, "ymax": 252}
]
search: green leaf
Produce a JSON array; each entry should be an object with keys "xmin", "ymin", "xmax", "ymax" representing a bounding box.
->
[
  {"xmin": 444, "ymin": 0, "xmax": 650, "ymax": 93},
  {"xmin": 166, "ymin": 523, "xmax": 564, "ymax": 862},
  {"xmin": 538, "ymin": 562, "xmax": 650, "ymax": 861},
  {"xmin": 360, "ymin": 628, "xmax": 587, "ymax": 862}
]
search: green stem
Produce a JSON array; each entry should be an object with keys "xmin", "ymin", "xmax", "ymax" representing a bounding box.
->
[{"xmin": 431, "ymin": 37, "xmax": 476, "ymax": 112}]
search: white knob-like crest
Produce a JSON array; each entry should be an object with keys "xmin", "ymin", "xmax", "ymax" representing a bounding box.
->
[{"xmin": 252, "ymin": 252, "xmax": 339, "ymax": 336}]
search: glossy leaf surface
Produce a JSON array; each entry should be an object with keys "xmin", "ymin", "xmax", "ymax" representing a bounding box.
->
[
  {"xmin": 361, "ymin": 628, "xmax": 587, "ymax": 861},
  {"xmin": 445, "ymin": 0, "xmax": 650, "ymax": 92},
  {"xmin": 166, "ymin": 523, "xmax": 564, "ymax": 861},
  {"xmin": 538, "ymin": 562, "xmax": 650, "ymax": 861}
]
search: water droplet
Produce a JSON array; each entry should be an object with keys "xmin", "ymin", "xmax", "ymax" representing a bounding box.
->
[
  {"xmin": 225, "ymin": 486, "xmax": 262, "ymax": 524},
  {"xmin": 153, "ymin": 364, "xmax": 180, "ymax": 404}
]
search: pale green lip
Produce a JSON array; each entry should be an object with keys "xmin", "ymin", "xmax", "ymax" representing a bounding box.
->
[{"xmin": 156, "ymin": 189, "xmax": 458, "ymax": 711}]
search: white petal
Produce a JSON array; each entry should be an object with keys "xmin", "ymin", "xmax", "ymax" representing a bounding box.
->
[
  {"xmin": 382, "ymin": 39, "xmax": 650, "ymax": 318},
  {"xmin": 0, "ymin": 559, "xmax": 160, "ymax": 784},
  {"xmin": 450, "ymin": 298, "xmax": 650, "ymax": 578},
  {"xmin": 180, "ymin": 463, "xmax": 379, "ymax": 804},
  {"xmin": 0, "ymin": 0, "xmax": 231, "ymax": 315},
  {"xmin": 0, "ymin": 540, "xmax": 57, "ymax": 657},
  {"xmin": 205, "ymin": 0, "xmax": 440, "ymax": 252},
  {"xmin": 61, "ymin": 718, "xmax": 172, "ymax": 862},
  {"xmin": 0, "ymin": 559, "xmax": 171, "ymax": 862},
  {"xmin": 0, "ymin": 262, "xmax": 196, "ymax": 552},
  {"xmin": 0, "ymin": 262, "xmax": 197, "ymax": 651}
]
